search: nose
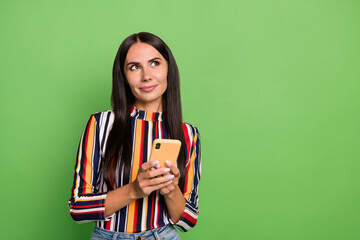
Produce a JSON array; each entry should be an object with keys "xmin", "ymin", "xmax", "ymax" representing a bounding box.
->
[{"xmin": 142, "ymin": 66, "xmax": 152, "ymax": 82}]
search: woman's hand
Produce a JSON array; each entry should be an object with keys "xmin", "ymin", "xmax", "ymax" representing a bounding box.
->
[
  {"xmin": 132, "ymin": 161, "xmax": 174, "ymax": 199},
  {"xmin": 157, "ymin": 161, "xmax": 185, "ymax": 223},
  {"xmin": 105, "ymin": 161, "xmax": 172, "ymax": 218},
  {"xmin": 158, "ymin": 161, "xmax": 181, "ymax": 196}
]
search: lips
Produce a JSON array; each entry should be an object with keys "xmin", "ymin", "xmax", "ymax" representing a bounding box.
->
[{"xmin": 140, "ymin": 85, "xmax": 157, "ymax": 92}]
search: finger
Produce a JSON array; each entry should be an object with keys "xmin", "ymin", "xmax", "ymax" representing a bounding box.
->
[
  {"xmin": 146, "ymin": 167, "xmax": 170, "ymax": 178},
  {"xmin": 148, "ymin": 180, "xmax": 173, "ymax": 193},
  {"xmin": 139, "ymin": 161, "xmax": 159, "ymax": 173},
  {"xmin": 159, "ymin": 183, "xmax": 177, "ymax": 195},
  {"xmin": 147, "ymin": 174, "xmax": 174, "ymax": 186},
  {"xmin": 165, "ymin": 161, "xmax": 180, "ymax": 177},
  {"xmin": 161, "ymin": 172, "xmax": 178, "ymax": 185},
  {"xmin": 165, "ymin": 184, "xmax": 175, "ymax": 192},
  {"xmin": 160, "ymin": 187, "xmax": 170, "ymax": 195}
]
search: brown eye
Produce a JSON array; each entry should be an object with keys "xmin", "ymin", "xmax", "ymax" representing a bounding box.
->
[
  {"xmin": 151, "ymin": 61, "xmax": 160, "ymax": 67},
  {"xmin": 130, "ymin": 65, "xmax": 139, "ymax": 71}
]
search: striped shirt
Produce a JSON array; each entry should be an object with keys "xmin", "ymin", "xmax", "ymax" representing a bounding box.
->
[{"xmin": 68, "ymin": 106, "xmax": 201, "ymax": 233}]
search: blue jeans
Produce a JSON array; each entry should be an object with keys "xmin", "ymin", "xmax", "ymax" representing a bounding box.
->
[{"xmin": 90, "ymin": 224, "xmax": 180, "ymax": 240}]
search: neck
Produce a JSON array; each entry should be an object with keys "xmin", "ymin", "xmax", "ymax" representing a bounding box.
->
[{"xmin": 134, "ymin": 100, "xmax": 163, "ymax": 112}]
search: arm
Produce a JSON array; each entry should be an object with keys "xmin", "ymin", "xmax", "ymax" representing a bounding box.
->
[
  {"xmin": 161, "ymin": 162, "xmax": 186, "ymax": 223},
  {"xmin": 68, "ymin": 114, "xmax": 108, "ymax": 223},
  {"xmin": 160, "ymin": 126, "xmax": 201, "ymax": 231}
]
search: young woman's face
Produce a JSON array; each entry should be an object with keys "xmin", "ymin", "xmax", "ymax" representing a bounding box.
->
[{"xmin": 124, "ymin": 42, "xmax": 168, "ymax": 112}]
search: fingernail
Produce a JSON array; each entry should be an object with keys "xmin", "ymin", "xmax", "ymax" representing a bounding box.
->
[
  {"xmin": 168, "ymin": 175, "xmax": 174, "ymax": 180},
  {"xmin": 152, "ymin": 161, "xmax": 159, "ymax": 165},
  {"xmin": 156, "ymin": 164, "xmax": 161, "ymax": 168},
  {"xmin": 163, "ymin": 168, "xmax": 170, "ymax": 173},
  {"xmin": 166, "ymin": 180, "xmax": 173, "ymax": 184},
  {"xmin": 165, "ymin": 160, "xmax": 171, "ymax": 166}
]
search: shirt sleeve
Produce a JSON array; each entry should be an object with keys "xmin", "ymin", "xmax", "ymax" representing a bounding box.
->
[
  {"xmin": 172, "ymin": 125, "xmax": 202, "ymax": 232},
  {"xmin": 68, "ymin": 113, "xmax": 109, "ymax": 223}
]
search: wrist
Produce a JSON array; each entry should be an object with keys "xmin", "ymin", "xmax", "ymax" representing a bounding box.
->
[{"xmin": 128, "ymin": 182, "xmax": 140, "ymax": 200}]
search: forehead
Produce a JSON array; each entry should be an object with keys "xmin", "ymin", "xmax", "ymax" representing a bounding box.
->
[{"xmin": 125, "ymin": 42, "xmax": 163, "ymax": 62}]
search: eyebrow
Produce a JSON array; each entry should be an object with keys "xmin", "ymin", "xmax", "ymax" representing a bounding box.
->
[{"xmin": 126, "ymin": 57, "xmax": 162, "ymax": 66}]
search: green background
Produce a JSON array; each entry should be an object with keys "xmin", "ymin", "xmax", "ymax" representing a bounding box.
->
[{"xmin": 1, "ymin": 0, "xmax": 359, "ymax": 239}]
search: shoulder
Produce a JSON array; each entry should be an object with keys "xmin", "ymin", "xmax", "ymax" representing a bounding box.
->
[
  {"xmin": 87, "ymin": 111, "xmax": 115, "ymax": 155},
  {"xmin": 183, "ymin": 122, "xmax": 200, "ymax": 134},
  {"xmin": 182, "ymin": 122, "xmax": 201, "ymax": 163},
  {"xmin": 87, "ymin": 110, "xmax": 115, "ymax": 130},
  {"xmin": 90, "ymin": 110, "xmax": 113, "ymax": 119},
  {"xmin": 89, "ymin": 110, "xmax": 114, "ymax": 122},
  {"xmin": 182, "ymin": 122, "xmax": 200, "ymax": 142}
]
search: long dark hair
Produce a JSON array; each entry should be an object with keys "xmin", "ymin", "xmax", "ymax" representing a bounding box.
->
[{"xmin": 102, "ymin": 32, "xmax": 187, "ymax": 191}]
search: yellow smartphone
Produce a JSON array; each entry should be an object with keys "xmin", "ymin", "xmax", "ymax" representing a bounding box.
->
[{"xmin": 149, "ymin": 139, "xmax": 181, "ymax": 167}]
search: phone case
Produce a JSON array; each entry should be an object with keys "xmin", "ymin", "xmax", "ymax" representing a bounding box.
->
[{"xmin": 149, "ymin": 139, "xmax": 181, "ymax": 167}]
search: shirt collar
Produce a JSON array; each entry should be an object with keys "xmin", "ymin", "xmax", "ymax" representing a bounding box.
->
[{"xmin": 130, "ymin": 105, "xmax": 163, "ymax": 121}]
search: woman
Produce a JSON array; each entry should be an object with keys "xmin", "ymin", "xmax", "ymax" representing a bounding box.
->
[{"xmin": 68, "ymin": 32, "xmax": 201, "ymax": 239}]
